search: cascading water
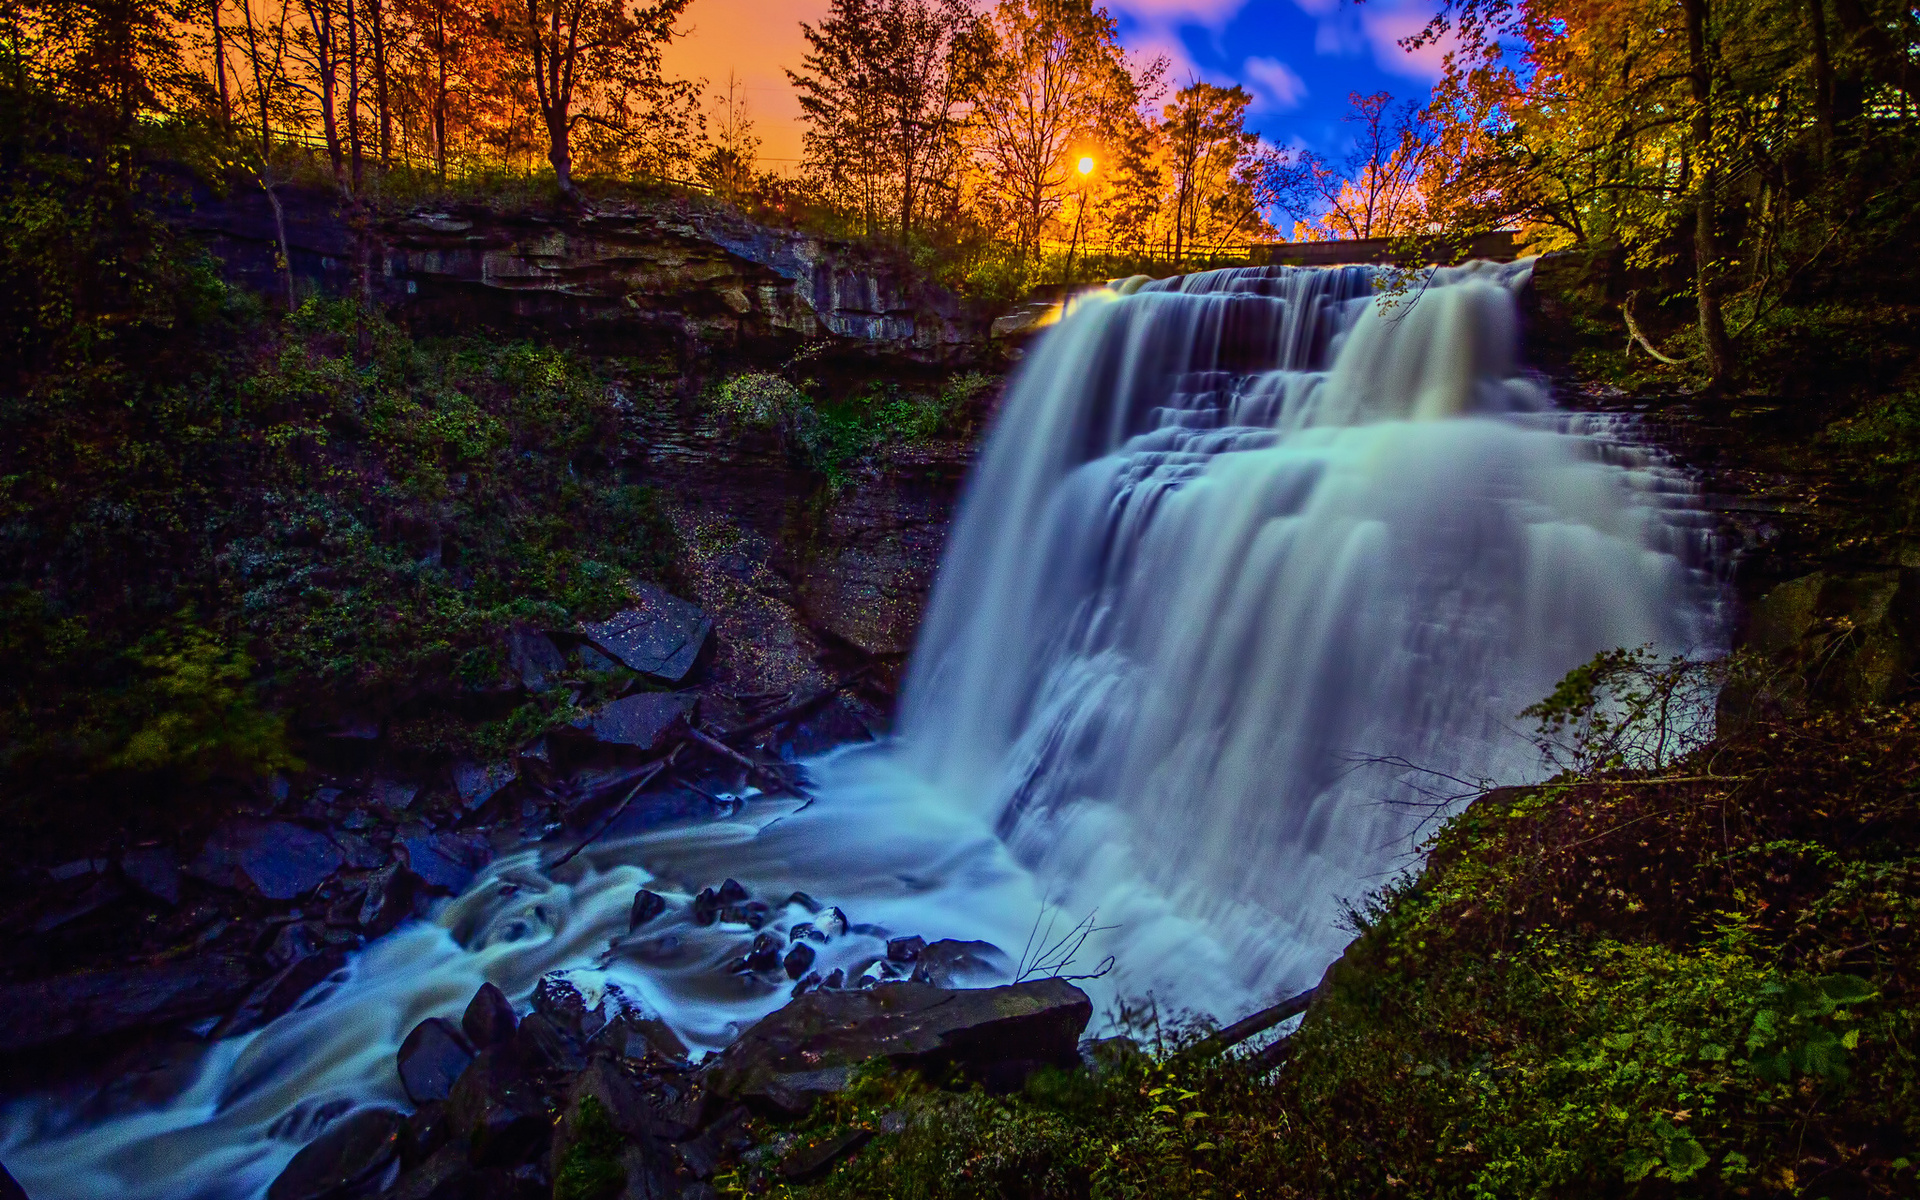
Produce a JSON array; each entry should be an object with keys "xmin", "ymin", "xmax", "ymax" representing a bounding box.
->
[{"xmin": 1, "ymin": 261, "xmax": 1724, "ymax": 1199}]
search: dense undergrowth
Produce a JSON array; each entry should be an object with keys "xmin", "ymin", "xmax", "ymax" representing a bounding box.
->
[{"xmin": 746, "ymin": 661, "xmax": 1919, "ymax": 1199}]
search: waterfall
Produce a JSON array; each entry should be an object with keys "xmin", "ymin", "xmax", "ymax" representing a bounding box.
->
[{"xmin": 0, "ymin": 261, "xmax": 1723, "ymax": 1199}]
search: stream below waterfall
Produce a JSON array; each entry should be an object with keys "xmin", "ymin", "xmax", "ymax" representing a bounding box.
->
[{"xmin": 1, "ymin": 260, "xmax": 1727, "ymax": 1199}]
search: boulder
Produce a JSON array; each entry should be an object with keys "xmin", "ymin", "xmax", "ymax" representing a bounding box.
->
[
  {"xmin": 188, "ymin": 820, "xmax": 344, "ymax": 900},
  {"xmin": 403, "ymin": 1101, "xmax": 452, "ymax": 1167},
  {"xmin": 383, "ymin": 1142, "xmax": 473, "ymax": 1200},
  {"xmin": 743, "ymin": 934, "xmax": 781, "ymax": 974},
  {"xmin": 0, "ymin": 956, "xmax": 257, "ymax": 1053},
  {"xmin": 120, "ymin": 845, "xmax": 181, "ymax": 905},
  {"xmin": 452, "ymin": 760, "xmax": 519, "ymax": 810},
  {"xmin": 782, "ymin": 944, "xmax": 816, "ymax": 980},
  {"xmin": 778, "ymin": 1128, "xmax": 873, "ymax": 1183},
  {"xmin": 588, "ymin": 1013, "xmax": 689, "ymax": 1066},
  {"xmin": 266, "ymin": 1106, "xmax": 406, "ymax": 1200},
  {"xmin": 1, "ymin": 1160, "xmax": 25, "ymax": 1200},
  {"xmin": 569, "ymin": 692, "xmax": 695, "ymax": 751},
  {"xmin": 264, "ymin": 921, "xmax": 324, "ymax": 970},
  {"xmin": 364, "ymin": 779, "xmax": 420, "ymax": 818},
  {"xmin": 505, "ymin": 621, "xmax": 566, "ymax": 692},
  {"xmin": 578, "ymin": 584, "xmax": 714, "ymax": 683},
  {"xmin": 398, "ymin": 1017, "xmax": 476, "ymax": 1105},
  {"xmin": 550, "ymin": 1060, "xmax": 682, "ymax": 1199},
  {"xmin": 462, "ymin": 982, "xmax": 518, "ymax": 1050},
  {"xmin": 357, "ymin": 863, "xmax": 424, "ymax": 936},
  {"xmin": 886, "ymin": 936, "xmax": 926, "ymax": 964},
  {"xmin": 703, "ymin": 979, "xmax": 1092, "ymax": 1113},
  {"xmin": 213, "ymin": 947, "xmax": 348, "ymax": 1039},
  {"xmin": 909, "ymin": 939, "xmax": 1012, "ymax": 988},
  {"xmin": 512, "ymin": 1012, "xmax": 586, "ymax": 1075},
  {"xmin": 629, "ymin": 889, "xmax": 667, "ymax": 930},
  {"xmin": 398, "ymin": 830, "xmax": 491, "ymax": 895},
  {"xmin": 447, "ymin": 1048, "xmax": 550, "ymax": 1167},
  {"xmin": 531, "ymin": 974, "xmax": 604, "ymax": 1042}
]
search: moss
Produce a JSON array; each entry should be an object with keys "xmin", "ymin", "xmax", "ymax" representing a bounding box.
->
[{"xmin": 554, "ymin": 1096, "xmax": 627, "ymax": 1200}]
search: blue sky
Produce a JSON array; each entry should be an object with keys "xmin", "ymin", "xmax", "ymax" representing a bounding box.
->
[{"xmin": 1105, "ymin": 0, "xmax": 1448, "ymax": 154}]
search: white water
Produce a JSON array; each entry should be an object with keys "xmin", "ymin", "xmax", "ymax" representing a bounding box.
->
[{"xmin": 1, "ymin": 262, "xmax": 1723, "ymax": 1199}]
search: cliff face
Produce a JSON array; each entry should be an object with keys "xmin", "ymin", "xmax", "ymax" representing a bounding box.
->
[{"xmin": 175, "ymin": 185, "xmax": 996, "ymax": 364}]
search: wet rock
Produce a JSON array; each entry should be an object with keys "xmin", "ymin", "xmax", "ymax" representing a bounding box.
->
[
  {"xmin": 453, "ymin": 760, "xmax": 519, "ymax": 810},
  {"xmin": 505, "ymin": 621, "xmax": 565, "ymax": 692},
  {"xmin": 532, "ymin": 974, "xmax": 605, "ymax": 1042},
  {"xmin": 690, "ymin": 888, "xmax": 720, "ymax": 926},
  {"xmin": 715, "ymin": 879, "xmax": 749, "ymax": 906},
  {"xmin": 817, "ymin": 907, "xmax": 849, "ymax": 939},
  {"xmin": 820, "ymin": 969, "xmax": 845, "ymax": 990},
  {"xmin": 909, "ymin": 939, "xmax": 1013, "ymax": 988},
  {"xmin": 384, "ymin": 1141, "xmax": 472, "ymax": 1200},
  {"xmin": 333, "ymin": 832, "xmax": 387, "ymax": 870},
  {"xmin": 703, "ymin": 979, "xmax": 1093, "ymax": 1113},
  {"xmin": 188, "ymin": 820, "xmax": 344, "ymax": 901},
  {"xmin": 788, "ymin": 922, "xmax": 824, "ymax": 945},
  {"xmin": 403, "ymin": 1101, "xmax": 452, "ymax": 1167},
  {"xmin": 569, "ymin": 692, "xmax": 695, "ymax": 751},
  {"xmin": 215, "ymin": 947, "xmax": 348, "ymax": 1039},
  {"xmin": 578, "ymin": 584, "xmax": 714, "ymax": 683},
  {"xmin": 399, "ymin": 830, "xmax": 491, "ymax": 895},
  {"xmin": 120, "ymin": 845, "xmax": 181, "ymax": 905},
  {"xmin": 265, "ymin": 921, "xmax": 325, "ymax": 970},
  {"xmin": 589, "ymin": 1012, "xmax": 690, "ymax": 1065},
  {"xmin": 0, "ymin": 1160, "xmax": 23, "ymax": 1200},
  {"xmin": 358, "ymin": 863, "xmax": 424, "ymax": 936},
  {"xmin": 778, "ymin": 1128, "xmax": 873, "ymax": 1182},
  {"xmin": 629, "ymin": 889, "xmax": 667, "ymax": 930},
  {"xmin": 886, "ymin": 936, "xmax": 926, "ymax": 964},
  {"xmin": 462, "ymin": 982, "xmax": 518, "ymax": 1050},
  {"xmin": 785, "ymin": 891, "xmax": 822, "ymax": 913},
  {"xmin": 0, "ymin": 956, "xmax": 256, "ymax": 1052},
  {"xmin": 364, "ymin": 779, "xmax": 421, "ymax": 818},
  {"xmin": 29, "ymin": 873, "xmax": 127, "ymax": 933},
  {"xmin": 783, "ymin": 943, "xmax": 816, "ymax": 980},
  {"xmin": 398, "ymin": 1018, "xmax": 476, "ymax": 1105},
  {"xmin": 447, "ymin": 1049, "xmax": 549, "ymax": 1167},
  {"xmin": 721, "ymin": 901, "xmax": 770, "ymax": 930},
  {"xmin": 512, "ymin": 1012, "xmax": 586, "ymax": 1075},
  {"xmin": 266, "ymin": 1106, "xmax": 405, "ymax": 1200},
  {"xmin": 744, "ymin": 934, "xmax": 782, "ymax": 974}
]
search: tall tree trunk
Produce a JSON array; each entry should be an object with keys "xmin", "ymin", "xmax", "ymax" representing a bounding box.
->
[
  {"xmin": 432, "ymin": 3, "xmax": 448, "ymax": 181},
  {"xmin": 1682, "ymin": 0, "xmax": 1732, "ymax": 385},
  {"xmin": 210, "ymin": 0, "xmax": 232, "ymax": 131},
  {"xmin": 369, "ymin": 0, "xmax": 389, "ymax": 167},
  {"xmin": 1808, "ymin": 0, "xmax": 1834, "ymax": 161},
  {"xmin": 346, "ymin": 0, "xmax": 362, "ymax": 192}
]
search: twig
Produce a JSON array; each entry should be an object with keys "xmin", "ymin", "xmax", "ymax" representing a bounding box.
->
[
  {"xmin": 550, "ymin": 747, "xmax": 679, "ymax": 867},
  {"xmin": 716, "ymin": 664, "xmax": 878, "ymax": 743},
  {"xmin": 686, "ymin": 724, "xmax": 806, "ymax": 797}
]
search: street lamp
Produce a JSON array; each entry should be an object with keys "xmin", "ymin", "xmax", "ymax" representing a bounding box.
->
[{"xmin": 1066, "ymin": 155, "xmax": 1095, "ymax": 286}]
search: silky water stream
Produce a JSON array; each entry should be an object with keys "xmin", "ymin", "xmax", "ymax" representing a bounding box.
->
[{"xmin": 1, "ymin": 260, "xmax": 1727, "ymax": 1198}]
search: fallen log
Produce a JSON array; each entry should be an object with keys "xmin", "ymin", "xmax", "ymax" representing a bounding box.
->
[{"xmin": 1178, "ymin": 984, "xmax": 1320, "ymax": 1063}]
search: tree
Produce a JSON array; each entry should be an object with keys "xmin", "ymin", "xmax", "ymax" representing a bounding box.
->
[
  {"xmin": 967, "ymin": 0, "xmax": 1146, "ymax": 261},
  {"xmin": 1159, "ymin": 80, "xmax": 1266, "ymax": 264},
  {"xmin": 789, "ymin": 0, "xmax": 978, "ymax": 240},
  {"xmin": 698, "ymin": 71, "xmax": 760, "ymax": 200},
  {"xmin": 495, "ymin": 0, "xmax": 692, "ymax": 198},
  {"xmin": 1274, "ymin": 91, "xmax": 1450, "ymax": 241}
]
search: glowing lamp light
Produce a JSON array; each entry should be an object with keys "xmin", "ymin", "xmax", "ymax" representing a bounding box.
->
[{"xmin": 1077, "ymin": 155, "xmax": 1095, "ymax": 176}]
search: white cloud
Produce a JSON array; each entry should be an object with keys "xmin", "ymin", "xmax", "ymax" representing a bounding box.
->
[
  {"xmin": 1243, "ymin": 56, "xmax": 1308, "ymax": 111},
  {"xmin": 1105, "ymin": 0, "xmax": 1251, "ymax": 27}
]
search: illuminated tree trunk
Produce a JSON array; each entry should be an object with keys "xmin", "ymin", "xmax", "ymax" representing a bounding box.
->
[{"xmin": 1681, "ymin": 0, "xmax": 1732, "ymax": 385}]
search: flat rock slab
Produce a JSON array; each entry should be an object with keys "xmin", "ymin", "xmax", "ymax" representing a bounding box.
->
[
  {"xmin": 704, "ymin": 979, "xmax": 1092, "ymax": 1110},
  {"xmin": 188, "ymin": 819, "xmax": 344, "ymax": 900},
  {"xmin": 579, "ymin": 584, "xmax": 713, "ymax": 682},
  {"xmin": 570, "ymin": 692, "xmax": 695, "ymax": 750},
  {"xmin": 267, "ymin": 1107, "xmax": 405, "ymax": 1200},
  {"xmin": 452, "ymin": 759, "xmax": 518, "ymax": 809},
  {"xmin": 398, "ymin": 830, "xmax": 492, "ymax": 895},
  {"xmin": 0, "ymin": 956, "xmax": 257, "ymax": 1052}
]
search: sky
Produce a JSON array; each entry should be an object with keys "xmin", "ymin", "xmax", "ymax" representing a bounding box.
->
[{"xmin": 659, "ymin": 0, "xmax": 1449, "ymax": 171}]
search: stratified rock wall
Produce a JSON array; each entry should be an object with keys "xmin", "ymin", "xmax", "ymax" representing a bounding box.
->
[{"xmin": 173, "ymin": 185, "xmax": 993, "ymax": 364}]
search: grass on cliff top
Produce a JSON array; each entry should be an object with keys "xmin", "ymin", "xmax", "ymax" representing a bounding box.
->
[{"xmin": 747, "ymin": 656, "xmax": 1920, "ymax": 1200}]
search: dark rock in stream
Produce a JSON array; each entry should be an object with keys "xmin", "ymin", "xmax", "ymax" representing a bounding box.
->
[
  {"xmin": 909, "ymin": 939, "xmax": 1013, "ymax": 988},
  {"xmin": 355, "ymin": 864, "xmax": 424, "ymax": 937},
  {"xmin": 398, "ymin": 1018, "xmax": 476, "ymax": 1104},
  {"xmin": 578, "ymin": 584, "xmax": 714, "ymax": 683},
  {"xmin": 213, "ymin": 947, "xmax": 348, "ymax": 1039},
  {"xmin": 782, "ymin": 943, "xmax": 815, "ymax": 980},
  {"xmin": 629, "ymin": 889, "xmax": 667, "ymax": 930},
  {"xmin": 886, "ymin": 935, "xmax": 926, "ymax": 963},
  {"xmin": 397, "ymin": 830, "xmax": 491, "ymax": 895},
  {"xmin": 462, "ymin": 983, "xmax": 518, "ymax": 1050},
  {"xmin": 0, "ymin": 956, "xmax": 257, "ymax": 1052},
  {"xmin": 703, "ymin": 979, "xmax": 1092, "ymax": 1114},
  {"xmin": 452, "ymin": 760, "xmax": 518, "ymax": 810},
  {"xmin": 187, "ymin": 820, "xmax": 345, "ymax": 900},
  {"xmin": 267, "ymin": 1106, "xmax": 406, "ymax": 1200}
]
